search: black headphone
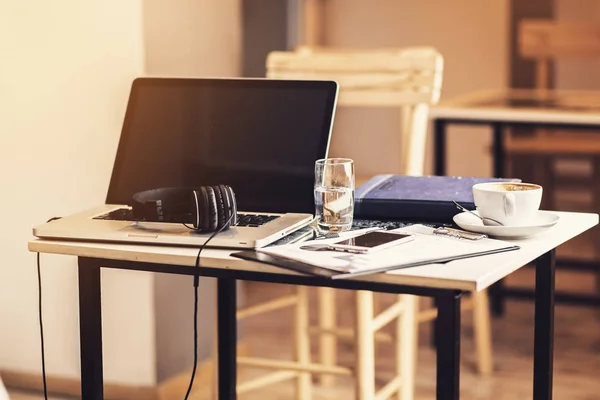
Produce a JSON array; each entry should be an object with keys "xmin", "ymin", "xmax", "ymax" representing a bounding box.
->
[{"xmin": 131, "ymin": 185, "xmax": 238, "ymax": 232}]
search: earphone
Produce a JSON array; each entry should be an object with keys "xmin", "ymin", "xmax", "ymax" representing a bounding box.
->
[{"xmin": 131, "ymin": 185, "xmax": 238, "ymax": 232}]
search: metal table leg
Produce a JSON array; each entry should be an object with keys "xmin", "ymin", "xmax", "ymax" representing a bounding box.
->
[
  {"xmin": 217, "ymin": 278, "xmax": 237, "ymax": 399},
  {"xmin": 432, "ymin": 119, "xmax": 448, "ymax": 348},
  {"xmin": 434, "ymin": 119, "xmax": 447, "ymax": 176},
  {"xmin": 78, "ymin": 258, "xmax": 104, "ymax": 400},
  {"xmin": 435, "ymin": 290, "xmax": 462, "ymax": 400},
  {"xmin": 492, "ymin": 122, "xmax": 505, "ymax": 178},
  {"xmin": 534, "ymin": 249, "xmax": 556, "ymax": 400},
  {"xmin": 490, "ymin": 122, "xmax": 507, "ymax": 316}
]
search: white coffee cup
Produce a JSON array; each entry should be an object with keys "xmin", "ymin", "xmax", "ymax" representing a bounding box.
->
[{"xmin": 472, "ymin": 182, "xmax": 543, "ymax": 226}]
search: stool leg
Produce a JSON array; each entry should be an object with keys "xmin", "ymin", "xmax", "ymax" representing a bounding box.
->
[
  {"xmin": 397, "ymin": 295, "xmax": 417, "ymax": 400},
  {"xmin": 473, "ymin": 290, "xmax": 493, "ymax": 374},
  {"xmin": 593, "ymin": 157, "xmax": 600, "ymax": 320},
  {"xmin": 355, "ymin": 291, "xmax": 375, "ymax": 400},
  {"xmin": 318, "ymin": 287, "xmax": 337, "ymax": 387},
  {"xmin": 295, "ymin": 286, "xmax": 312, "ymax": 400}
]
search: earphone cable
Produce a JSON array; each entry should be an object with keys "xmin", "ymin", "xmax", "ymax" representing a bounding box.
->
[{"xmin": 183, "ymin": 212, "xmax": 235, "ymax": 400}]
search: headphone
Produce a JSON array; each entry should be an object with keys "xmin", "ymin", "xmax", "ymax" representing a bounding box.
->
[{"xmin": 131, "ymin": 185, "xmax": 238, "ymax": 232}]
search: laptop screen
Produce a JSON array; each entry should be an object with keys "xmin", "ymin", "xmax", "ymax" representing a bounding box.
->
[{"xmin": 105, "ymin": 77, "xmax": 337, "ymax": 214}]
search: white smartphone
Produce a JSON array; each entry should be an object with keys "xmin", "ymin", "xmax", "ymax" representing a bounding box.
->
[{"xmin": 328, "ymin": 230, "xmax": 415, "ymax": 254}]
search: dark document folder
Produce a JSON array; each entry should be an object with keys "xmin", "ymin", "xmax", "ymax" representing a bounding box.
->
[
  {"xmin": 354, "ymin": 175, "xmax": 520, "ymax": 222},
  {"xmin": 232, "ymin": 244, "xmax": 519, "ymax": 280}
]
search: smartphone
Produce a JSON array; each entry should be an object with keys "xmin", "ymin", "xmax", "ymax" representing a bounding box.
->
[{"xmin": 328, "ymin": 230, "xmax": 415, "ymax": 254}]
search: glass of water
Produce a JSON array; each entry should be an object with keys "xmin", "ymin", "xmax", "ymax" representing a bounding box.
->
[{"xmin": 314, "ymin": 158, "xmax": 355, "ymax": 233}]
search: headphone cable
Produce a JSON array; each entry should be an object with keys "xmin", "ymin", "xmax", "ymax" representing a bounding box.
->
[
  {"xmin": 183, "ymin": 213, "xmax": 235, "ymax": 400},
  {"xmin": 36, "ymin": 217, "xmax": 61, "ymax": 400},
  {"xmin": 37, "ymin": 214, "xmax": 232, "ymax": 400},
  {"xmin": 37, "ymin": 253, "xmax": 49, "ymax": 400}
]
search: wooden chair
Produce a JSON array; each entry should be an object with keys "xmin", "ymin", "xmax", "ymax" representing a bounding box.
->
[
  {"xmin": 265, "ymin": 46, "xmax": 493, "ymax": 399},
  {"xmin": 0, "ymin": 375, "xmax": 8, "ymax": 400},
  {"xmin": 509, "ymin": 20, "xmax": 600, "ymax": 210},
  {"xmin": 518, "ymin": 20, "xmax": 600, "ymax": 90},
  {"xmin": 211, "ymin": 47, "xmax": 440, "ymax": 400}
]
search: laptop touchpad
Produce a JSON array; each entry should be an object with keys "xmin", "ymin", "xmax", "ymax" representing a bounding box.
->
[{"xmin": 119, "ymin": 222, "xmax": 190, "ymax": 234}]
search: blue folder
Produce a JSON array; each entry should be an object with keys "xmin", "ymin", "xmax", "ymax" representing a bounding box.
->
[{"xmin": 354, "ymin": 174, "xmax": 520, "ymax": 223}]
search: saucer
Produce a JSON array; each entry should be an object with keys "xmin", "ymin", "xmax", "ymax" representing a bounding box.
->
[{"xmin": 453, "ymin": 211, "xmax": 560, "ymax": 239}]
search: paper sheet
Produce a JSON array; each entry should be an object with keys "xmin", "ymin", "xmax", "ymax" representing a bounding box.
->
[{"xmin": 257, "ymin": 225, "xmax": 519, "ymax": 274}]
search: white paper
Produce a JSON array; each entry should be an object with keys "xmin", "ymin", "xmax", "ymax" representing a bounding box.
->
[{"xmin": 258, "ymin": 225, "xmax": 517, "ymax": 274}]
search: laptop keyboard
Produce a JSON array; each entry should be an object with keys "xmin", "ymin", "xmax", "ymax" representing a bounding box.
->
[
  {"xmin": 236, "ymin": 214, "xmax": 279, "ymax": 227},
  {"xmin": 93, "ymin": 208, "xmax": 279, "ymax": 227}
]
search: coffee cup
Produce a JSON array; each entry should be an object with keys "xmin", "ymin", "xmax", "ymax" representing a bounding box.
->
[{"xmin": 472, "ymin": 182, "xmax": 542, "ymax": 226}]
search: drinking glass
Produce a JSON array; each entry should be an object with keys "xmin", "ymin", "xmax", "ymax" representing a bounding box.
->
[{"xmin": 314, "ymin": 158, "xmax": 355, "ymax": 233}]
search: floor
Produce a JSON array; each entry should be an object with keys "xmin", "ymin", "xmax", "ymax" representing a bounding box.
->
[
  {"xmin": 234, "ymin": 267, "xmax": 600, "ymax": 400},
  {"xmin": 7, "ymin": 393, "xmax": 65, "ymax": 400},
  {"xmin": 7, "ymin": 257, "xmax": 600, "ymax": 400}
]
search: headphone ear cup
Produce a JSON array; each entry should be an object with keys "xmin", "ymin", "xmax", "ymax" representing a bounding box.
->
[
  {"xmin": 213, "ymin": 185, "xmax": 226, "ymax": 230},
  {"xmin": 191, "ymin": 190, "xmax": 201, "ymax": 230},
  {"xmin": 204, "ymin": 186, "xmax": 218, "ymax": 232},
  {"xmin": 199, "ymin": 187, "xmax": 210, "ymax": 231},
  {"xmin": 222, "ymin": 184, "xmax": 237, "ymax": 227}
]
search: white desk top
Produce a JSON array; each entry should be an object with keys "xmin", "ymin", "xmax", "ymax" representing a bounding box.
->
[
  {"xmin": 429, "ymin": 89, "xmax": 600, "ymax": 125},
  {"xmin": 28, "ymin": 211, "xmax": 598, "ymax": 292}
]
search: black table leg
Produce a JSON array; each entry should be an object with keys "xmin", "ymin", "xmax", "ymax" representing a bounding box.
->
[
  {"xmin": 489, "ymin": 276, "xmax": 507, "ymax": 317},
  {"xmin": 431, "ymin": 119, "xmax": 448, "ymax": 348},
  {"xmin": 78, "ymin": 258, "xmax": 104, "ymax": 400},
  {"xmin": 534, "ymin": 249, "xmax": 556, "ymax": 400},
  {"xmin": 217, "ymin": 278, "xmax": 237, "ymax": 399},
  {"xmin": 434, "ymin": 119, "xmax": 447, "ymax": 176},
  {"xmin": 489, "ymin": 122, "xmax": 507, "ymax": 316},
  {"xmin": 435, "ymin": 290, "xmax": 462, "ymax": 400},
  {"xmin": 430, "ymin": 297, "xmax": 439, "ymax": 348},
  {"xmin": 492, "ymin": 122, "xmax": 505, "ymax": 178}
]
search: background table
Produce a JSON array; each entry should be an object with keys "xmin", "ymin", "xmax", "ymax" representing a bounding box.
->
[
  {"xmin": 429, "ymin": 88, "xmax": 600, "ymax": 313},
  {"xmin": 430, "ymin": 88, "xmax": 600, "ymax": 177},
  {"xmin": 29, "ymin": 211, "xmax": 598, "ymax": 400}
]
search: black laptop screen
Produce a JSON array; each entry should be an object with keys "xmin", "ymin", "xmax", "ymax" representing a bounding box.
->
[{"xmin": 105, "ymin": 78, "xmax": 337, "ymax": 214}]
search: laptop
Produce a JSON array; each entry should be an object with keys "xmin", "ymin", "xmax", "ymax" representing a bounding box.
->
[{"xmin": 33, "ymin": 77, "xmax": 338, "ymax": 248}]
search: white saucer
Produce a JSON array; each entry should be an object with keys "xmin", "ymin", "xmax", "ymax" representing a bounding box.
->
[{"xmin": 453, "ymin": 211, "xmax": 560, "ymax": 239}]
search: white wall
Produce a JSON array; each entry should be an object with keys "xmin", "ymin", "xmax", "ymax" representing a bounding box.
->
[
  {"xmin": 0, "ymin": 0, "xmax": 245, "ymax": 388},
  {"xmin": 0, "ymin": 0, "xmax": 156, "ymax": 386},
  {"xmin": 324, "ymin": 0, "xmax": 509, "ymax": 178},
  {"xmin": 144, "ymin": 0, "xmax": 242, "ymax": 77}
]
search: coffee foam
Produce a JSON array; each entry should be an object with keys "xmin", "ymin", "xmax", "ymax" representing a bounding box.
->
[{"xmin": 482, "ymin": 183, "xmax": 540, "ymax": 192}]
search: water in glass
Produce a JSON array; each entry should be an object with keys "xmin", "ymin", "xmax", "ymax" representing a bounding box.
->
[
  {"xmin": 314, "ymin": 158, "xmax": 355, "ymax": 233},
  {"xmin": 315, "ymin": 186, "xmax": 354, "ymax": 232}
]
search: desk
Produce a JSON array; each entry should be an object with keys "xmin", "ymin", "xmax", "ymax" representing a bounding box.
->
[{"xmin": 28, "ymin": 211, "xmax": 598, "ymax": 400}]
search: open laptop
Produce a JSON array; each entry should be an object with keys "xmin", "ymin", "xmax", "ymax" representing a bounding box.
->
[{"xmin": 33, "ymin": 77, "xmax": 338, "ymax": 248}]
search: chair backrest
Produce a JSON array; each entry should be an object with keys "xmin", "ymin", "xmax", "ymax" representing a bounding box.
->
[
  {"xmin": 266, "ymin": 46, "xmax": 444, "ymax": 176},
  {"xmin": 519, "ymin": 19, "xmax": 600, "ymax": 89},
  {"xmin": 267, "ymin": 46, "xmax": 443, "ymax": 107}
]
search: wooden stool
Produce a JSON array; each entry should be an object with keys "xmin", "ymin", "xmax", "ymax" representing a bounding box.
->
[{"xmin": 267, "ymin": 46, "xmax": 492, "ymax": 399}]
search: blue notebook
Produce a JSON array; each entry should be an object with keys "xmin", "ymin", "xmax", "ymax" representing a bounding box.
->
[{"xmin": 354, "ymin": 175, "xmax": 520, "ymax": 222}]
